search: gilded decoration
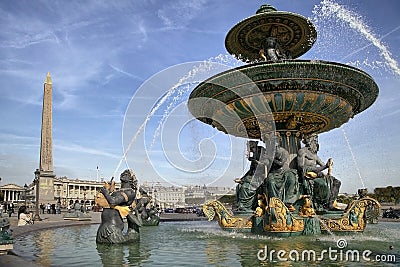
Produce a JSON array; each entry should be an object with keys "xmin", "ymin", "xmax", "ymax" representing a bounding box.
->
[
  {"xmin": 319, "ymin": 197, "xmax": 381, "ymax": 232},
  {"xmin": 263, "ymin": 197, "xmax": 304, "ymax": 232},
  {"xmin": 298, "ymin": 196, "xmax": 316, "ymax": 217},
  {"xmin": 203, "ymin": 200, "xmax": 252, "ymax": 229},
  {"xmin": 188, "ymin": 61, "xmax": 378, "ymax": 140},
  {"xmin": 189, "ymin": 4, "xmax": 381, "ymax": 237}
]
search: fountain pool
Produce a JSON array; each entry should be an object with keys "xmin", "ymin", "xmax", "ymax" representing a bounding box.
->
[{"xmin": 13, "ymin": 221, "xmax": 400, "ymax": 266}]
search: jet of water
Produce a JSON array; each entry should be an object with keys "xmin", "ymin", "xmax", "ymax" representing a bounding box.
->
[
  {"xmin": 114, "ymin": 55, "xmax": 241, "ymax": 178},
  {"xmin": 148, "ymin": 54, "xmax": 242, "ymax": 151},
  {"xmin": 341, "ymin": 127, "xmax": 365, "ymax": 189},
  {"xmin": 113, "ymin": 81, "xmax": 190, "ymax": 176},
  {"xmin": 314, "ymin": 0, "xmax": 400, "ymax": 76}
]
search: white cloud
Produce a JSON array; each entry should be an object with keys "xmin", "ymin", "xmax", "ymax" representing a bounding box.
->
[
  {"xmin": 55, "ymin": 142, "xmax": 120, "ymax": 159},
  {"xmin": 157, "ymin": 0, "xmax": 207, "ymax": 29}
]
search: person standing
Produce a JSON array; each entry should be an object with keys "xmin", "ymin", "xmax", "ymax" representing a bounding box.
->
[
  {"xmin": 40, "ymin": 203, "xmax": 45, "ymax": 214},
  {"xmin": 8, "ymin": 202, "xmax": 14, "ymax": 217},
  {"xmin": 46, "ymin": 203, "xmax": 51, "ymax": 214}
]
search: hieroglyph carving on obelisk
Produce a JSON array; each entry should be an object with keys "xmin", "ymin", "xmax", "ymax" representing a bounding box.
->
[
  {"xmin": 38, "ymin": 72, "xmax": 55, "ymax": 202},
  {"xmin": 40, "ymin": 72, "xmax": 54, "ymax": 173}
]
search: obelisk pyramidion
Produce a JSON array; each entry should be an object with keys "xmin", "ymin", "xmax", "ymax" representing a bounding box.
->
[{"xmin": 38, "ymin": 72, "xmax": 55, "ymax": 203}]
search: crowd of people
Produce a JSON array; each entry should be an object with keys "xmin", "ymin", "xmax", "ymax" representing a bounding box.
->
[{"xmin": 39, "ymin": 202, "xmax": 61, "ymax": 214}]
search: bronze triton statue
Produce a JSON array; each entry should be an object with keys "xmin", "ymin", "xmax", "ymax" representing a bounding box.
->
[{"xmin": 96, "ymin": 169, "xmax": 142, "ymax": 244}]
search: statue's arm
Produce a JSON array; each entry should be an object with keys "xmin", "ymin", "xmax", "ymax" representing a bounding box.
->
[
  {"xmin": 297, "ymin": 149, "xmax": 306, "ymax": 170},
  {"xmin": 259, "ymin": 49, "xmax": 267, "ymax": 61},
  {"xmin": 100, "ymin": 187, "xmax": 126, "ymax": 206},
  {"xmin": 315, "ymin": 156, "xmax": 328, "ymax": 172},
  {"xmin": 255, "ymin": 146, "xmax": 273, "ymax": 167}
]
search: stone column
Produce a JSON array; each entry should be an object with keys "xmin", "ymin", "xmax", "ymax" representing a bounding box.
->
[{"xmin": 277, "ymin": 131, "xmax": 302, "ymax": 169}]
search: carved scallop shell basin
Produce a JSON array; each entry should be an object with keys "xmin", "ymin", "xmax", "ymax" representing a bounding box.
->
[
  {"xmin": 188, "ymin": 60, "xmax": 379, "ymax": 139},
  {"xmin": 225, "ymin": 7, "xmax": 317, "ymax": 62}
]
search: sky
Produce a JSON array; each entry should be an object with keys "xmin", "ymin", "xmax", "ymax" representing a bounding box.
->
[{"xmin": 0, "ymin": 0, "xmax": 399, "ymax": 194}]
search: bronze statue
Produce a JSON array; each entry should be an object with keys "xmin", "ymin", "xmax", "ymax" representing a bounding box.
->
[
  {"xmin": 264, "ymin": 135, "xmax": 299, "ymax": 211},
  {"xmin": 297, "ymin": 134, "xmax": 341, "ymax": 212},
  {"xmin": 259, "ymin": 34, "xmax": 290, "ymax": 62},
  {"xmin": 234, "ymin": 141, "xmax": 266, "ymax": 211},
  {"xmin": 96, "ymin": 169, "xmax": 142, "ymax": 244},
  {"xmin": 136, "ymin": 188, "xmax": 160, "ymax": 226},
  {"xmin": 136, "ymin": 188, "xmax": 151, "ymax": 219}
]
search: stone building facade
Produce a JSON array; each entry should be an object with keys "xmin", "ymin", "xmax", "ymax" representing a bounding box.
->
[
  {"xmin": 2, "ymin": 177, "xmax": 234, "ymax": 209},
  {"xmin": 0, "ymin": 184, "xmax": 26, "ymax": 203}
]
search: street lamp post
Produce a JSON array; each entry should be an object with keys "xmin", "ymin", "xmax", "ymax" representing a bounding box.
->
[
  {"xmin": 33, "ymin": 169, "xmax": 42, "ymax": 221},
  {"xmin": 24, "ymin": 183, "xmax": 28, "ymax": 207},
  {"xmin": 83, "ymin": 187, "xmax": 87, "ymax": 213}
]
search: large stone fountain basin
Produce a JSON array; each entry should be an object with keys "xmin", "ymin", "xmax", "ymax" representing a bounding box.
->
[{"xmin": 188, "ymin": 60, "xmax": 379, "ymax": 139}]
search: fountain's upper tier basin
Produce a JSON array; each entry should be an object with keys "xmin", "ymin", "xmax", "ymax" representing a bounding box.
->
[
  {"xmin": 225, "ymin": 10, "xmax": 317, "ymax": 62},
  {"xmin": 188, "ymin": 60, "xmax": 379, "ymax": 139}
]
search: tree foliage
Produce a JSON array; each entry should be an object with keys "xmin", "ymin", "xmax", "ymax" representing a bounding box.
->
[{"xmin": 373, "ymin": 186, "xmax": 400, "ymax": 204}]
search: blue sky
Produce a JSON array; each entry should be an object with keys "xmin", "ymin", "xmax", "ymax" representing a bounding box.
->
[{"xmin": 0, "ymin": 0, "xmax": 399, "ymax": 194}]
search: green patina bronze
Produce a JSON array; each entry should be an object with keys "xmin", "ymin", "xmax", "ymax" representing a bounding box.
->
[
  {"xmin": 225, "ymin": 4, "xmax": 316, "ymax": 62},
  {"xmin": 192, "ymin": 4, "xmax": 381, "ymax": 236},
  {"xmin": 188, "ymin": 60, "xmax": 378, "ymax": 139},
  {"xmin": 0, "ymin": 215, "xmax": 13, "ymax": 254}
]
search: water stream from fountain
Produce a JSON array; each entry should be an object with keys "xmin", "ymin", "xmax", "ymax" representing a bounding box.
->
[
  {"xmin": 114, "ymin": 55, "xmax": 243, "ymax": 181},
  {"xmin": 313, "ymin": 0, "xmax": 400, "ymax": 76},
  {"xmin": 341, "ymin": 127, "xmax": 366, "ymax": 188},
  {"xmin": 313, "ymin": 0, "xmax": 399, "ymax": 191},
  {"xmin": 148, "ymin": 55, "xmax": 243, "ymax": 152},
  {"xmin": 113, "ymin": 65, "xmax": 203, "ymax": 177}
]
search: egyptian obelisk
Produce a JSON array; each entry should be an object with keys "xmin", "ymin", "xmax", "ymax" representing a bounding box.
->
[{"xmin": 38, "ymin": 72, "xmax": 55, "ymax": 203}]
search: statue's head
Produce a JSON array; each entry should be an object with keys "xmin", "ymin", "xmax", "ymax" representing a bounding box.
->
[
  {"xmin": 303, "ymin": 133, "xmax": 319, "ymax": 153},
  {"xmin": 265, "ymin": 36, "xmax": 277, "ymax": 47},
  {"xmin": 120, "ymin": 169, "xmax": 138, "ymax": 189}
]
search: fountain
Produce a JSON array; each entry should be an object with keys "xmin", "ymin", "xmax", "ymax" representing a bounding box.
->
[
  {"xmin": 188, "ymin": 4, "xmax": 381, "ymax": 236},
  {"xmin": 7, "ymin": 3, "xmax": 400, "ymax": 266}
]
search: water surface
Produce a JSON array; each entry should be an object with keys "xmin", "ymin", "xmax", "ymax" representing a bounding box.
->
[{"xmin": 14, "ymin": 221, "xmax": 400, "ymax": 266}]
